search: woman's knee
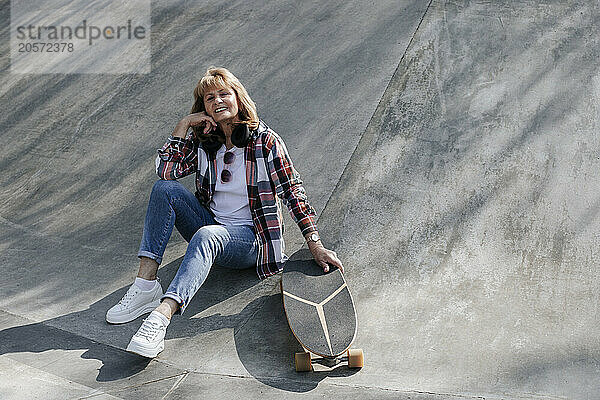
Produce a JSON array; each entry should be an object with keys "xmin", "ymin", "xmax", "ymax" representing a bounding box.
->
[
  {"xmin": 190, "ymin": 225, "xmax": 217, "ymax": 242},
  {"xmin": 151, "ymin": 179, "xmax": 183, "ymax": 199},
  {"xmin": 189, "ymin": 226, "xmax": 224, "ymax": 250}
]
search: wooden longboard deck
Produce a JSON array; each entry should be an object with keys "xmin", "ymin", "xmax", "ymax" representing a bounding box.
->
[{"xmin": 281, "ymin": 257, "xmax": 357, "ymax": 358}]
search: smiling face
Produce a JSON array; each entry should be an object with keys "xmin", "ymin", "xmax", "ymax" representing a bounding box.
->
[{"xmin": 203, "ymin": 86, "xmax": 239, "ymax": 123}]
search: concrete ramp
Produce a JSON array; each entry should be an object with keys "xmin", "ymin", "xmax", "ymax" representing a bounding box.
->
[
  {"xmin": 1, "ymin": 0, "xmax": 599, "ymax": 399},
  {"xmin": 318, "ymin": 1, "xmax": 600, "ymax": 397}
]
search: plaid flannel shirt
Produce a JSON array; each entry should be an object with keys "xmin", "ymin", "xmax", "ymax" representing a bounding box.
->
[{"xmin": 155, "ymin": 120, "xmax": 318, "ymax": 279}]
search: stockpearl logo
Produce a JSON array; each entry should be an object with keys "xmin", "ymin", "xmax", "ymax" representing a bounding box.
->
[{"xmin": 11, "ymin": 0, "xmax": 151, "ymax": 74}]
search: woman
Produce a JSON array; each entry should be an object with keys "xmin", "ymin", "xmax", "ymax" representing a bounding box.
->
[{"xmin": 106, "ymin": 67, "xmax": 343, "ymax": 358}]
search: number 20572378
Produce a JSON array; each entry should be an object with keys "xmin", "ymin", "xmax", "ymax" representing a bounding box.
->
[{"xmin": 18, "ymin": 42, "xmax": 74, "ymax": 52}]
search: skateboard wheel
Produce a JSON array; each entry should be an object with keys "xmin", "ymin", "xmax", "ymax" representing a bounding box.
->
[
  {"xmin": 295, "ymin": 351, "xmax": 312, "ymax": 372},
  {"xmin": 347, "ymin": 349, "xmax": 364, "ymax": 368}
]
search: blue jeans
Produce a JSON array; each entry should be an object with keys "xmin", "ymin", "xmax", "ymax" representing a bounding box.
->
[{"xmin": 138, "ymin": 180, "xmax": 258, "ymax": 314}]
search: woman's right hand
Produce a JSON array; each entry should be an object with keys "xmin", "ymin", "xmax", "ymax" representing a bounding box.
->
[{"xmin": 173, "ymin": 112, "xmax": 217, "ymax": 138}]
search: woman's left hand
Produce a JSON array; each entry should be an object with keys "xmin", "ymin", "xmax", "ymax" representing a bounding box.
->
[{"xmin": 308, "ymin": 242, "xmax": 344, "ymax": 273}]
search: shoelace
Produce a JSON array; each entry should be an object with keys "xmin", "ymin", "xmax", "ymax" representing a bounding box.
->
[
  {"xmin": 118, "ymin": 286, "xmax": 140, "ymax": 306},
  {"xmin": 135, "ymin": 319, "xmax": 163, "ymax": 341}
]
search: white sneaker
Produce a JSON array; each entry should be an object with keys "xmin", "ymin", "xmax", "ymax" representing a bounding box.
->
[
  {"xmin": 126, "ymin": 311, "xmax": 169, "ymax": 358},
  {"xmin": 106, "ymin": 281, "xmax": 163, "ymax": 324}
]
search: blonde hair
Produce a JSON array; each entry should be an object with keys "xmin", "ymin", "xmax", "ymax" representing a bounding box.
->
[{"xmin": 190, "ymin": 67, "xmax": 259, "ymax": 142}]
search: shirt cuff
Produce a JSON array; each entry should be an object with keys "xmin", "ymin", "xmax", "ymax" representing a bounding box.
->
[{"xmin": 299, "ymin": 221, "xmax": 318, "ymax": 237}]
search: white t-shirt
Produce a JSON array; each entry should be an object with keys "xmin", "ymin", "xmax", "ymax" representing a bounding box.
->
[{"xmin": 209, "ymin": 145, "xmax": 253, "ymax": 226}]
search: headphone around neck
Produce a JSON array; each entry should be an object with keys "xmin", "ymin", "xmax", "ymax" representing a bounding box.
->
[{"xmin": 200, "ymin": 123, "xmax": 251, "ymax": 154}]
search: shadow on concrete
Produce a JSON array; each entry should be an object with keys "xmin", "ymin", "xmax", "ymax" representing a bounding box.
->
[
  {"xmin": 0, "ymin": 255, "xmax": 259, "ymax": 383},
  {"xmin": 234, "ymin": 248, "xmax": 360, "ymax": 392},
  {"xmin": 155, "ymin": 249, "xmax": 360, "ymax": 392},
  {"xmin": 0, "ymin": 249, "xmax": 358, "ymax": 391},
  {"xmin": 0, "ymin": 316, "xmax": 154, "ymax": 383},
  {"xmin": 233, "ymin": 293, "xmax": 360, "ymax": 392}
]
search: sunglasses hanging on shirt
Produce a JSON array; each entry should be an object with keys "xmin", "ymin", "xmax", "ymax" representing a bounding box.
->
[{"xmin": 221, "ymin": 151, "xmax": 235, "ymax": 183}]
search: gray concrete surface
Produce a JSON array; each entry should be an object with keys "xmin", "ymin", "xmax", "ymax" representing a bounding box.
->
[{"xmin": 1, "ymin": 0, "xmax": 598, "ymax": 399}]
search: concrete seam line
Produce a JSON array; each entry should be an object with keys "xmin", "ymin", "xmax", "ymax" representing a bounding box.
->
[
  {"xmin": 161, "ymin": 371, "xmax": 189, "ymax": 400},
  {"xmin": 324, "ymin": 380, "xmax": 568, "ymax": 400},
  {"xmin": 70, "ymin": 366, "xmax": 554, "ymax": 400},
  {"xmin": 168, "ymin": 370, "xmax": 491, "ymax": 400},
  {"xmin": 323, "ymin": 381, "xmax": 487, "ymax": 399},
  {"xmin": 74, "ymin": 373, "xmax": 189, "ymax": 399},
  {"xmin": 316, "ymin": 0, "xmax": 434, "ymax": 225}
]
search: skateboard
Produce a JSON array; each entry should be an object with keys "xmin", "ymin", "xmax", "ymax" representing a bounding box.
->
[{"xmin": 281, "ymin": 253, "xmax": 364, "ymax": 372}]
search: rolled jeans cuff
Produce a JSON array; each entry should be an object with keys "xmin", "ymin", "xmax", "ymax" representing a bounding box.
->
[
  {"xmin": 162, "ymin": 292, "xmax": 185, "ymax": 314},
  {"xmin": 138, "ymin": 250, "xmax": 162, "ymax": 265}
]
